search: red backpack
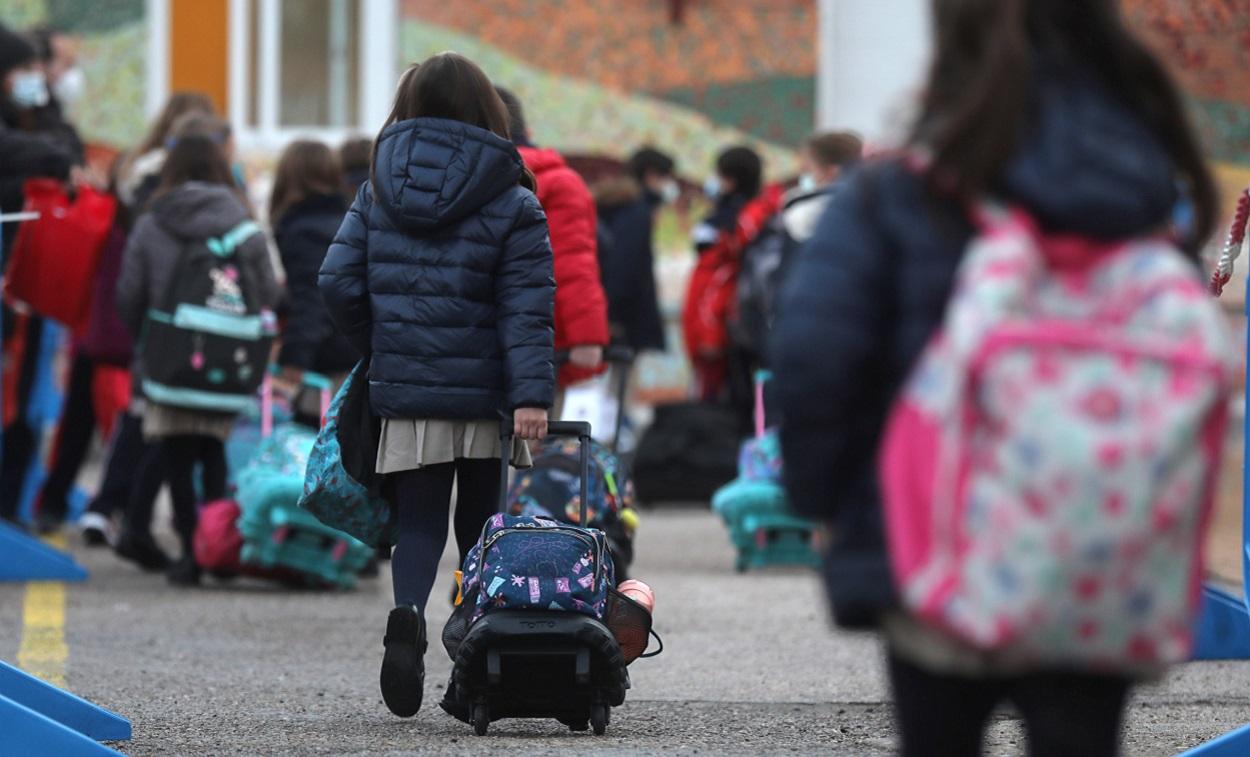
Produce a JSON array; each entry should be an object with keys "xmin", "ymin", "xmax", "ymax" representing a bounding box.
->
[{"xmin": 682, "ymin": 186, "xmax": 783, "ymax": 361}]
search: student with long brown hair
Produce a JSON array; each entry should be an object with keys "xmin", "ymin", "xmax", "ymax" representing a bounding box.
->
[
  {"xmin": 269, "ymin": 140, "xmax": 354, "ymax": 401},
  {"xmin": 773, "ymin": 1, "xmax": 1216, "ymax": 755},
  {"xmin": 116, "ymin": 134, "xmax": 278, "ymax": 586},
  {"xmin": 320, "ymin": 52, "xmax": 554, "ymax": 718}
]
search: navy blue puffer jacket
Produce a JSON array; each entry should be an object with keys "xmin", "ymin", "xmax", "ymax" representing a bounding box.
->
[
  {"xmin": 318, "ymin": 118, "xmax": 556, "ymax": 420},
  {"xmin": 772, "ymin": 63, "xmax": 1182, "ymax": 629}
]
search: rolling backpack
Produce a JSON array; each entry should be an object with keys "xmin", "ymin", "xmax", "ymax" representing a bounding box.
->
[
  {"xmin": 879, "ymin": 204, "xmax": 1235, "ymax": 668},
  {"xmin": 140, "ymin": 220, "xmax": 275, "ymax": 412}
]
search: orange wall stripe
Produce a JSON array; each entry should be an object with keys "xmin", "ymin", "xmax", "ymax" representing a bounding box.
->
[{"xmin": 169, "ymin": 0, "xmax": 230, "ymax": 116}]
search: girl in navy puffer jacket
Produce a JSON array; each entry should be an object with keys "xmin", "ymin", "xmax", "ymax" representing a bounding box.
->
[{"xmin": 319, "ymin": 53, "xmax": 555, "ymax": 719}]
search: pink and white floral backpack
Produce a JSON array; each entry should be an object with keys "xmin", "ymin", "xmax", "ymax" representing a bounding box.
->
[{"xmin": 879, "ymin": 204, "xmax": 1235, "ymax": 668}]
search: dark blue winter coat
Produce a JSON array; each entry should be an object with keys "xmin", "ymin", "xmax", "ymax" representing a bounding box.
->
[
  {"xmin": 772, "ymin": 64, "xmax": 1182, "ymax": 629},
  {"xmin": 318, "ymin": 118, "xmax": 556, "ymax": 420},
  {"xmin": 275, "ymin": 192, "xmax": 356, "ymax": 376},
  {"xmin": 595, "ymin": 179, "xmax": 666, "ymax": 351}
]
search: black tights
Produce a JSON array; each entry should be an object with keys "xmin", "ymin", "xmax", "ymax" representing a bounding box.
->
[
  {"xmin": 162, "ymin": 435, "xmax": 227, "ymax": 554},
  {"xmin": 889, "ymin": 651, "xmax": 1132, "ymax": 757},
  {"xmin": 389, "ymin": 459, "xmax": 499, "ymax": 612}
]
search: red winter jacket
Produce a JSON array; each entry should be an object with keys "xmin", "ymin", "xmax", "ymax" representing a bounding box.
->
[
  {"xmin": 518, "ymin": 146, "xmax": 610, "ymax": 386},
  {"xmin": 682, "ymin": 184, "xmax": 784, "ymax": 362}
]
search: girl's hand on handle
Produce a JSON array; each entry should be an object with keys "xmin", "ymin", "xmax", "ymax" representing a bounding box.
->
[{"xmin": 514, "ymin": 408, "xmax": 548, "ymax": 440}]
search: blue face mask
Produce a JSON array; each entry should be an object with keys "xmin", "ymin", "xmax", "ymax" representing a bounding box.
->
[
  {"xmin": 232, "ymin": 162, "xmax": 247, "ymax": 188},
  {"xmin": 703, "ymin": 175, "xmax": 722, "ymax": 201},
  {"xmin": 10, "ymin": 71, "xmax": 49, "ymax": 109},
  {"xmin": 798, "ymin": 174, "xmax": 818, "ymax": 193}
]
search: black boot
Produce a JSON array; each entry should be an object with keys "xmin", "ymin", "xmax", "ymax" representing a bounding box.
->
[
  {"xmin": 166, "ymin": 555, "xmax": 202, "ymax": 587},
  {"xmin": 380, "ymin": 606, "xmax": 426, "ymax": 717},
  {"xmin": 115, "ymin": 531, "xmax": 173, "ymax": 571}
]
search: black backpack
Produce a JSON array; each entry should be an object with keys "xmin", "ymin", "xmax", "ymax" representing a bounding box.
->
[
  {"xmin": 730, "ymin": 216, "xmax": 789, "ymax": 359},
  {"xmin": 140, "ymin": 220, "xmax": 274, "ymax": 412}
]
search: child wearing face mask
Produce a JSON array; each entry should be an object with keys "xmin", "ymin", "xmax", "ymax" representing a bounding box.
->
[
  {"xmin": 0, "ymin": 23, "xmax": 82, "ymax": 528},
  {"xmin": 683, "ymin": 145, "xmax": 782, "ymax": 409},
  {"xmin": 591, "ymin": 147, "xmax": 677, "ymax": 354}
]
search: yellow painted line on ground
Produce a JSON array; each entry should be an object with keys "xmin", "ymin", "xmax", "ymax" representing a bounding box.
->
[{"xmin": 17, "ymin": 532, "xmax": 69, "ymax": 687}]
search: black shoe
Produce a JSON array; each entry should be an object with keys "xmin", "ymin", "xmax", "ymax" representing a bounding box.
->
[
  {"xmin": 166, "ymin": 556, "xmax": 202, "ymax": 587},
  {"xmin": 115, "ymin": 532, "xmax": 174, "ymax": 572},
  {"xmin": 34, "ymin": 510, "xmax": 65, "ymax": 535},
  {"xmin": 380, "ymin": 606, "xmax": 426, "ymax": 717}
]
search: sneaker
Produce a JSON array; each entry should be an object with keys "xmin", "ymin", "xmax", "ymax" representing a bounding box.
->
[
  {"xmin": 166, "ymin": 556, "xmax": 202, "ymax": 587},
  {"xmin": 78, "ymin": 512, "xmax": 115, "ymax": 547},
  {"xmin": 380, "ymin": 606, "xmax": 426, "ymax": 717},
  {"xmin": 115, "ymin": 531, "xmax": 174, "ymax": 572}
]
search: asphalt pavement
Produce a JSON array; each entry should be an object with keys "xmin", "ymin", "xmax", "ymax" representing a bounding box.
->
[{"xmin": 3, "ymin": 507, "xmax": 1250, "ymax": 755}]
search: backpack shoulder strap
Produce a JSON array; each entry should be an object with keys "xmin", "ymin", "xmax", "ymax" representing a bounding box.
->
[{"xmin": 206, "ymin": 219, "xmax": 261, "ymax": 258}]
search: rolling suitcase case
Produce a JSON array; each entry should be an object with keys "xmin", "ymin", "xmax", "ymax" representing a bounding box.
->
[{"xmin": 442, "ymin": 420, "xmax": 631, "ymax": 736}]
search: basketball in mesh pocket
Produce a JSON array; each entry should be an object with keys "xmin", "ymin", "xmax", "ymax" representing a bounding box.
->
[{"xmin": 605, "ymin": 588, "xmax": 652, "ymax": 664}]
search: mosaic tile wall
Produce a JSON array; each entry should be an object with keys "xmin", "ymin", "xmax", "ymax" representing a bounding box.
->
[{"xmin": 1123, "ymin": 0, "xmax": 1250, "ymax": 165}]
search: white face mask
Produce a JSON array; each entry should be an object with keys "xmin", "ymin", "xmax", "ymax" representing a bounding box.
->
[
  {"xmin": 10, "ymin": 70, "xmax": 49, "ymax": 109},
  {"xmin": 703, "ymin": 175, "xmax": 722, "ymax": 201},
  {"xmin": 53, "ymin": 66, "xmax": 85, "ymax": 105},
  {"xmin": 659, "ymin": 179, "xmax": 681, "ymax": 205},
  {"xmin": 797, "ymin": 173, "xmax": 818, "ymax": 193}
]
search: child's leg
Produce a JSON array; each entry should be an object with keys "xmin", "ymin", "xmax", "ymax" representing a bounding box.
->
[
  {"xmin": 391, "ymin": 463, "xmax": 455, "ymax": 611},
  {"xmin": 198, "ymin": 436, "xmax": 227, "ymax": 502},
  {"xmin": 162, "ymin": 435, "xmax": 199, "ymax": 555},
  {"xmin": 451, "ymin": 458, "xmax": 502, "ymax": 564}
]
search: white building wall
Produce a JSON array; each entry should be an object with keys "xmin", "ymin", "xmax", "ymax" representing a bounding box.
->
[{"xmin": 816, "ymin": 0, "xmax": 931, "ymax": 147}]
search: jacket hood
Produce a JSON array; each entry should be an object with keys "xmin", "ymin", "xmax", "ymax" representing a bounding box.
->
[
  {"xmin": 372, "ymin": 117, "xmax": 523, "ymax": 231},
  {"xmin": 998, "ymin": 65, "xmax": 1178, "ymax": 239},
  {"xmin": 151, "ymin": 182, "xmax": 251, "ymax": 240},
  {"xmin": 517, "ymin": 145, "xmax": 569, "ymax": 178},
  {"xmin": 592, "ymin": 175, "xmax": 642, "ymax": 209}
]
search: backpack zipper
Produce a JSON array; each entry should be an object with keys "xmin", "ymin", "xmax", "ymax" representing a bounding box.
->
[{"xmin": 481, "ymin": 524, "xmax": 605, "ymax": 591}]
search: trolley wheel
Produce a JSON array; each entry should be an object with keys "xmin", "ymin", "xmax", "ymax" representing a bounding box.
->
[
  {"xmin": 590, "ymin": 704, "xmax": 608, "ymax": 736},
  {"xmin": 472, "ymin": 704, "xmax": 489, "ymax": 736}
]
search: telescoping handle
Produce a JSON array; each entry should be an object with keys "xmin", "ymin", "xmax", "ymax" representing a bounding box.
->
[{"xmin": 498, "ymin": 418, "xmax": 593, "ymax": 524}]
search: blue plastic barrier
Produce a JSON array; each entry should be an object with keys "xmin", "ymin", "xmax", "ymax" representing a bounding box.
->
[
  {"xmin": 0, "ymin": 522, "xmax": 87, "ymax": 581},
  {"xmin": 0, "ymin": 694, "xmax": 123, "ymax": 756},
  {"xmin": 0, "ymin": 661, "xmax": 130, "ymax": 742},
  {"xmin": 1181, "ymin": 274, "xmax": 1250, "ymax": 754}
]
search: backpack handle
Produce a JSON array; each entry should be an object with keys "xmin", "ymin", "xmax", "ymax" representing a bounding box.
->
[
  {"xmin": 753, "ymin": 369, "xmax": 772, "ymax": 439},
  {"xmin": 498, "ymin": 419, "xmax": 593, "ymax": 523}
]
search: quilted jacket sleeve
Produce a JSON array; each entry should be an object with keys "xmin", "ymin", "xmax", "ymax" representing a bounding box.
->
[
  {"xmin": 497, "ymin": 190, "xmax": 556, "ymax": 410},
  {"xmin": 239, "ymin": 231, "xmax": 280, "ymax": 311},
  {"xmin": 114, "ymin": 214, "xmax": 156, "ymax": 339},
  {"xmin": 771, "ymin": 174, "xmax": 888, "ymax": 521},
  {"xmin": 319, "ymin": 185, "xmax": 372, "ymax": 358},
  {"xmin": 542, "ymin": 166, "xmax": 610, "ymax": 350}
]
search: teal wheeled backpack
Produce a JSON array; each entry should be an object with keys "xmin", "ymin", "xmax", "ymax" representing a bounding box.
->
[
  {"xmin": 232, "ymin": 373, "xmax": 373, "ymax": 588},
  {"xmin": 711, "ymin": 372, "xmax": 819, "ymax": 572}
]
